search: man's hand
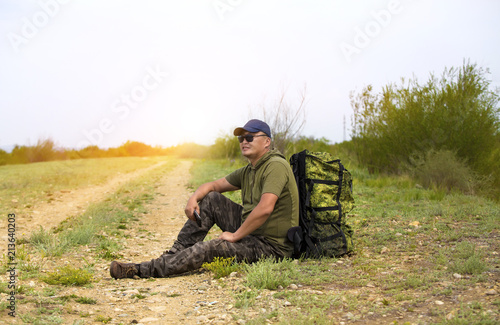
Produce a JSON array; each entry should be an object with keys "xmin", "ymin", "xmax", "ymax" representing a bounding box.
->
[
  {"xmin": 184, "ymin": 197, "xmax": 200, "ymax": 223},
  {"xmin": 219, "ymin": 231, "xmax": 238, "ymax": 243},
  {"xmin": 185, "ymin": 177, "xmax": 239, "ymax": 222}
]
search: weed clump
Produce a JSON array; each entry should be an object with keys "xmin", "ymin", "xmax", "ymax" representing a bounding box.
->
[
  {"xmin": 202, "ymin": 256, "xmax": 241, "ymax": 279},
  {"xmin": 30, "ymin": 226, "xmax": 68, "ymax": 257},
  {"xmin": 450, "ymin": 241, "xmax": 487, "ymax": 275},
  {"xmin": 244, "ymin": 257, "xmax": 298, "ymax": 290},
  {"xmin": 43, "ymin": 266, "xmax": 93, "ymax": 286}
]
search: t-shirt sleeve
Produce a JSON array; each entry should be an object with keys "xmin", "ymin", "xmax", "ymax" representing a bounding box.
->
[
  {"xmin": 225, "ymin": 166, "xmax": 244, "ymax": 188},
  {"xmin": 261, "ymin": 161, "xmax": 289, "ymax": 197}
]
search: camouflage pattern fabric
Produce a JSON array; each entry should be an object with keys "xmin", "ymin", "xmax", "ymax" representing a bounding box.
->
[
  {"xmin": 305, "ymin": 151, "xmax": 355, "ymax": 223},
  {"xmin": 290, "ymin": 150, "xmax": 355, "ymax": 258},
  {"xmin": 139, "ymin": 192, "xmax": 283, "ymax": 278}
]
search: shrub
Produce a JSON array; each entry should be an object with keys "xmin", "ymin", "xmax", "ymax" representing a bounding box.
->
[
  {"xmin": 350, "ymin": 60, "xmax": 500, "ymax": 180},
  {"xmin": 410, "ymin": 149, "xmax": 478, "ymax": 193}
]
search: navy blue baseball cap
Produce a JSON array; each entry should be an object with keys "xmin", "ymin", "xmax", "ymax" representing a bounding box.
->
[{"xmin": 233, "ymin": 119, "xmax": 272, "ymax": 138}]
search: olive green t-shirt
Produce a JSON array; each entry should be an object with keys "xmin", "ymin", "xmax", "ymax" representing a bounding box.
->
[{"xmin": 225, "ymin": 149, "xmax": 299, "ymax": 257}]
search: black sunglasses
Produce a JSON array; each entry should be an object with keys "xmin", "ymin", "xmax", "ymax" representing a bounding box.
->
[{"xmin": 237, "ymin": 134, "xmax": 268, "ymax": 143}]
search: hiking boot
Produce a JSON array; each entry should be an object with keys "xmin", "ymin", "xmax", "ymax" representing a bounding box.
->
[{"xmin": 110, "ymin": 261, "xmax": 139, "ymax": 279}]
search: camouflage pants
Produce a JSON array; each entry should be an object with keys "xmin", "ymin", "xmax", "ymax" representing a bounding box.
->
[{"xmin": 139, "ymin": 192, "xmax": 283, "ymax": 278}]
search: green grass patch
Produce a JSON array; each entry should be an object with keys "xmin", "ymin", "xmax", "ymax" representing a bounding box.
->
[
  {"xmin": 244, "ymin": 257, "xmax": 298, "ymax": 290},
  {"xmin": 42, "ymin": 266, "xmax": 93, "ymax": 286},
  {"xmin": 95, "ymin": 315, "xmax": 113, "ymax": 323},
  {"xmin": 202, "ymin": 256, "xmax": 242, "ymax": 279},
  {"xmin": 29, "ymin": 226, "xmax": 69, "ymax": 257},
  {"xmin": 75, "ymin": 296, "xmax": 97, "ymax": 304}
]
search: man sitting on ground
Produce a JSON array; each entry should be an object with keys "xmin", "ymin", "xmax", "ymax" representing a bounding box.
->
[{"xmin": 110, "ymin": 119, "xmax": 299, "ymax": 279}]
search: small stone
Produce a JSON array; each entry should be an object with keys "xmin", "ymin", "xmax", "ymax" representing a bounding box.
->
[
  {"xmin": 409, "ymin": 221, "xmax": 420, "ymax": 227},
  {"xmin": 453, "ymin": 273, "xmax": 462, "ymax": 279},
  {"xmin": 284, "ymin": 301, "xmax": 292, "ymax": 306},
  {"xmin": 289, "ymin": 284, "xmax": 298, "ymax": 290},
  {"xmin": 381, "ymin": 247, "xmax": 390, "ymax": 254},
  {"xmin": 139, "ymin": 317, "xmax": 159, "ymax": 323},
  {"xmin": 485, "ymin": 289, "xmax": 497, "ymax": 295},
  {"xmin": 196, "ymin": 316, "xmax": 209, "ymax": 322},
  {"xmin": 229, "ymin": 271, "xmax": 239, "ymax": 277},
  {"xmin": 435, "ymin": 300, "xmax": 444, "ymax": 305}
]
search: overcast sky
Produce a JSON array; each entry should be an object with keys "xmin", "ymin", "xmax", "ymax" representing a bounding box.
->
[{"xmin": 1, "ymin": 0, "xmax": 499, "ymax": 150}]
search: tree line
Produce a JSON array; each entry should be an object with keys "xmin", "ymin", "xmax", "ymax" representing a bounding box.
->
[{"xmin": 0, "ymin": 135, "xmax": 333, "ymax": 166}]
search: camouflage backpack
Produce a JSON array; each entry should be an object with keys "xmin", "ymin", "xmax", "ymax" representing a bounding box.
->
[{"xmin": 288, "ymin": 150, "xmax": 355, "ymax": 258}]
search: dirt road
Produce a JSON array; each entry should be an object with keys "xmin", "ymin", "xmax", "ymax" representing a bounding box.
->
[{"xmin": 13, "ymin": 161, "xmax": 168, "ymax": 236}]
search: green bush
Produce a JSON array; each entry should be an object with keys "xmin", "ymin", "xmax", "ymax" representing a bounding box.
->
[
  {"xmin": 350, "ymin": 60, "xmax": 500, "ymax": 187},
  {"xmin": 410, "ymin": 149, "xmax": 478, "ymax": 193}
]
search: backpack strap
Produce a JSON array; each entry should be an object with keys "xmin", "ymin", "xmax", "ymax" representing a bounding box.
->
[
  {"xmin": 287, "ymin": 226, "xmax": 304, "ymax": 258},
  {"xmin": 336, "ymin": 162, "xmax": 345, "ymax": 221}
]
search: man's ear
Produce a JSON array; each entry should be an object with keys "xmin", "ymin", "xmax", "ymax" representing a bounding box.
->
[{"xmin": 265, "ymin": 137, "xmax": 272, "ymax": 149}]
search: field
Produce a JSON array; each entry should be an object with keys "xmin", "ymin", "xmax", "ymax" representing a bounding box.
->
[{"xmin": 0, "ymin": 156, "xmax": 498, "ymax": 324}]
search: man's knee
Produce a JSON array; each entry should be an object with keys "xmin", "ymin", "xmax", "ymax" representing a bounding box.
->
[
  {"xmin": 205, "ymin": 191, "xmax": 223, "ymax": 201},
  {"xmin": 200, "ymin": 191, "xmax": 229, "ymax": 208}
]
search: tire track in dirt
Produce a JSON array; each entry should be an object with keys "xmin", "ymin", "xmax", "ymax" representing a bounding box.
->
[{"xmin": 12, "ymin": 160, "xmax": 168, "ymax": 237}]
